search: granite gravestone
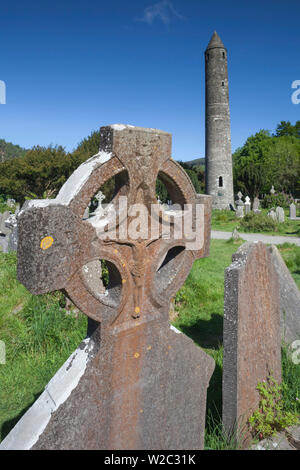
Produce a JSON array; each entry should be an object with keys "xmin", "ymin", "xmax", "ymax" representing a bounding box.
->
[
  {"xmin": 223, "ymin": 242, "xmax": 282, "ymax": 443},
  {"xmin": 276, "ymin": 206, "xmax": 285, "ymax": 223},
  {"xmin": 16, "ymin": 124, "xmax": 215, "ymax": 450}
]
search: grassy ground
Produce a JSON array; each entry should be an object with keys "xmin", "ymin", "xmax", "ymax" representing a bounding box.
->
[
  {"xmin": 0, "ymin": 240, "xmax": 299, "ymax": 448},
  {"xmin": 172, "ymin": 239, "xmax": 300, "ymax": 449},
  {"xmin": 0, "ymin": 252, "xmax": 87, "ymax": 441},
  {"xmin": 211, "ymin": 208, "xmax": 300, "ymax": 237}
]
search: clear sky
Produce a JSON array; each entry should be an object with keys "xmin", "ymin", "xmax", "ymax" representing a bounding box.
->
[{"xmin": 0, "ymin": 0, "xmax": 299, "ymax": 161}]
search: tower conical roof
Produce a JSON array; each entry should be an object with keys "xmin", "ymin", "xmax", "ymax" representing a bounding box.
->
[{"xmin": 206, "ymin": 31, "xmax": 226, "ymax": 51}]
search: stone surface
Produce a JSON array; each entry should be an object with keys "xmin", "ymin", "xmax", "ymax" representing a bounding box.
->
[
  {"xmin": 223, "ymin": 242, "xmax": 282, "ymax": 443},
  {"xmin": 276, "ymin": 206, "xmax": 285, "ymax": 223},
  {"xmin": 0, "ymin": 211, "xmax": 11, "ymax": 236},
  {"xmin": 252, "ymin": 197, "xmax": 260, "ymax": 212},
  {"xmin": 244, "ymin": 196, "xmax": 251, "ymax": 215},
  {"xmin": 205, "ymin": 32, "xmax": 234, "ymax": 209},
  {"xmin": 16, "ymin": 124, "xmax": 214, "ymax": 450},
  {"xmin": 289, "ymin": 203, "xmax": 296, "ymax": 219},
  {"xmin": 268, "ymin": 209, "xmax": 276, "ymax": 221},
  {"xmin": 268, "ymin": 245, "xmax": 300, "ymax": 344},
  {"xmin": 252, "ymin": 425, "xmax": 300, "ymax": 451}
]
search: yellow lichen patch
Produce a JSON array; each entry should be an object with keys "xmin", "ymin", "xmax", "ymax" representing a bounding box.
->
[
  {"xmin": 122, "ymin": 279, "xmax": 126, "ymax": 284},
  {"xmin": 135, "ymin": 307, "xmax": 140, "ymax": 314},
  {"xmin": 147, "ymin": 346, "xmax": 152, "ymax": 351},
  {"xmin": 40, "ymin": 236, "xmax": 54, "ymax": 250},
  {"xmin": 134, "ymin": 352, "xmax": 140, "ymax": 359}
]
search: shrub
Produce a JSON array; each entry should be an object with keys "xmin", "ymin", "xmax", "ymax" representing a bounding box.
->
[
  {"xmin": 261, "ymin": 192, "xmax": 294, "ymax": 209},
  {"xmin": 248, "ymin": 375, "xmax": 299, "ymax": 440},
  {"xmin": 240, "ymin": 212, "xmax": 278, "ymax": 232}
]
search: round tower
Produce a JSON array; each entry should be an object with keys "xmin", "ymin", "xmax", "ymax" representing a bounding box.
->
[{"xmin": 205, "ymin": 31, "xmax": 234, "ymax": 209}]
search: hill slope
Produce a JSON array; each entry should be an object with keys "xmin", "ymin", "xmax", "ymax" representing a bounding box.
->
[{"xmin": 0, "ymin": 139, "xmax": 27, "ymax": 162}]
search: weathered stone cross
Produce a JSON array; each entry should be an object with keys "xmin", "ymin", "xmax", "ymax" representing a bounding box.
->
[{"xmin": 17, "ymin": 125, "xmax": 214, "ymax": 450}]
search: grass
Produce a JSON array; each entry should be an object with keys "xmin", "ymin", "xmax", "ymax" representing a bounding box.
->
[
  {"xmin": 0, "ymin": 252, "xmax": 87, "ymax": 441},
  {"xmin": 277, "ymin": 243, "xmax": 300, "ymax": 289},
  {"xmin": 211, "ymin": 208, "xmax": 300, "ymax": 237},
  {"xmin": 0, "ymin": 240, "xmax": 299, "ymax": 448},
  {"xmin": 172, "ymin": 239, "xmax": 300, "ymax": 449}
]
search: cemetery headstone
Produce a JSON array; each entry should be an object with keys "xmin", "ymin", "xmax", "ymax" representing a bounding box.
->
[
  {"xmin": 276, "ymin": 206, "xmax": 285, "ymax": 223},
  {"xmin": 268, "ymin": 245, "xmax": 300, "ymax": 344},
  {"xmin": 252, "ymin": 197, "xmax": 260, "ymax": 213},
  {"xmin": 289, "ymin": 203, "xmax": 296, "ymax": 219},
  {"xmin": 0, "ymin": 211, "xmax": 12, "ymax": 237},
  {"xmin": 14, "ymin": 124, "xmax": 215, "ymax": 450},
  {"xmin": 5, "ymin": 212, "xmax": 18, "ymax": 252},
  {"xmin": 235, "ymin": 192, "xmax": 244, "ymax": 218},
  {"xmin": 244, "ymin": 196, "xmax": 251, "ymax": 215},
  {"xmin": 268, "ymin": 209, "xmax": 276, "ymax": 221},
  {"xmin": 223, "ymin": 242, "xmax": 281, "ymax": 443}
]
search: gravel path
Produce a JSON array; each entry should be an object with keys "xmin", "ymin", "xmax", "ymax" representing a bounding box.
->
[{"xmin": 211, "ymin": 230, "xmax": 300, "ymax": 246}]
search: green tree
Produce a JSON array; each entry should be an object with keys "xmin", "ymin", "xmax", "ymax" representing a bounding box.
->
[
  {"xmin": 274, "ymin": 121, "xmax": 300, "ymax": 138},
  {"xmin": 233, "ymin": 130, "xmax": 273, "ymax": 198},
  {"xmin": 0, "ymin": 146, "xmax": 72, "ymax": 203}
]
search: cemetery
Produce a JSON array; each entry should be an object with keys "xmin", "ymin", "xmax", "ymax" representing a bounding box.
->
[{"xmin": 0, "ymin": 7, "xmax": 299, "ymax": 452}]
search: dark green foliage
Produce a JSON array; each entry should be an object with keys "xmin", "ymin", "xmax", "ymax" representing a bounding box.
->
[
  {"xmin": 261, "ymin": 192, "xmax": 294, "ymax": 209},
  {"xmin": 0, "ymin": 146, "xmax": 72, "ymax": 203},
  {"xmin": 240, "ymin": 212, "xmax": 278, "ymax": 232},
  {"xmin": 178, "ymin": 161, "xmax": 205, "ymax": 194},
  {"xmin": 233, "ymin": 123, "xmax": 300, "ymax": 199},
  {"xmin": 274, "ymin": 120, "xmax": 300, "ymax": 138},
  {"xmin": 0, "ymin": 139, "xmax": 26, "ymax": 162},
  {"xmin": 156, "ymin": 178, "xmax": 169, "ymax": 203}
]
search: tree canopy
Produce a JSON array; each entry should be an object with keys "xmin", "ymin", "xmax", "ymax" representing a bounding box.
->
[
  {"xmin": 0, "ymin": 120, "xmax": 299, "ymax": 204},
  {"xmin": 233, "ymin": 122, "xmax": 300, "ymax": 199}
]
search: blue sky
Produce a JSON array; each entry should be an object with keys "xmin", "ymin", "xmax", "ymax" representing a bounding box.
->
[{"xmin": 0, "ymin": 0, "xmax": 299, "ymax": 161}]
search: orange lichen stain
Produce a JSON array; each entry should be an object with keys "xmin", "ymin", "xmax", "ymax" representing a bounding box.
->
[
  {"xmin": 135, "ymin": 307, "xmax": 140, "ymax": 314},
  {"xmin": 40, "ymin": 236, "xmax": 54, "ymax": 250},
  {"xmin": 122, "ymin": 263, "xmax": 126, "ymax": 267},
  {"xmin": 168, "ymin": 345, "xmax": 172, "ymax": 350},
  {"xmin": 134, "ymin": 352, "xmax": 140, "ymax": 359},
  {"xmin": 114, "ymin": 249, "xmax": 118, "ymax": 254},
  {"xmin": 122, "ymin": 279, "xmax": 126, "ymax": 284}
]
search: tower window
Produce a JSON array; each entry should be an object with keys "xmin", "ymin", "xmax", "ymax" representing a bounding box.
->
[
  {"xmin": 219, "ymin": 176, "xmax": 223, "ymax": 187},
  {"xmin": 222, "ymin": 81, "xmax": 224, "ymax": 87},
  {"xmin": 222, "ymin": 52, "xmax": 225, "ymax": 59}
]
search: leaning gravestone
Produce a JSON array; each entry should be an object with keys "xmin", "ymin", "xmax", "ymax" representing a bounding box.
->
[
  {"xmin": 223, "ymin": 242, "xmax": 281, "ymax": 443},
  {"xmin": 7, "ymin": 124, "xmax": 215, "ymax": 450},
  {"xmin": 269, "ymin": 245, "xmax": 300, "ymax": 344}
]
